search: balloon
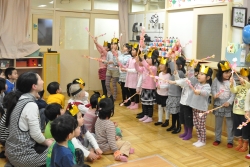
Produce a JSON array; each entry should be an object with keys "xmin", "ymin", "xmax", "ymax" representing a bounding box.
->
[{"xmin": 242, "ymin": 25, "xmax": 250, "ymax": 44}]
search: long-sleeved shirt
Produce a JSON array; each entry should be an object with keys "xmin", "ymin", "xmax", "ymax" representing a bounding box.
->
[
  {"xmin": 168, "ymin": 61, "xmax": 185, "ymax": 97},
  {"xmin": 245, "ymin": 89, "xmax": 250, "ymax": 115},
  {"xmin": 95, "ymin": 118, "xmax": 117, "ymax": 153},
  {"xmin": 118, "ymin": 53, "xmax": 131, "ymax": 82},
  {"xmin": 94, "ymin": 42, "xmax": 107, "ymax": 69},
  {"xmin": 134, "ymin": 59, "xmax": 157, "ymax": 90},
  {"xmin": 230, "ymin": 80, "xmax": 250, "ymax": 115},
  {"xmin": 186, "ymin": 83, "xmax": 211, "ymax": 111},
  {"xmin": 106, "ymin": 50, "xmax": 121, "ymax": 71},
  {"xmin": 157, "ymin": 72, "xmax": 171, "ymax": 96},
  {"xmin": 212, "ymin": 78, "xmax": 235, "ymax": 109},
  {"xmin": 125, "ymin": 58, "xmax": 138, "ymax": 89},
  {"xmin": 71, "ymin": 130, "xmax": 99, "ymax": 157},
  {"xmin": 47, "ymin": 93, "xmax": 65, "ymax": 109}
]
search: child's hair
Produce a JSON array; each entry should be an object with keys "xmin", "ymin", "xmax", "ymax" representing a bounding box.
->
[
  {"xmin": 124, "ymin": 43, "xmax": 132, "ymax": 55},
  {"xmin": 97, "ymin": 97, "xmax": 114, "ymax": 120},
  {"xmin": 107, "ymin": 43, "xmax": 111, "ymax": 51},
  {"xmin": 0, "ymin": 78, "xmax": 6, "ymax": 92},
  {"xmin": 47, "ymin": 81, "xmax": 60, "ymax": 94},
  {"xmin": 44, "ymin": 103, "xmax": 62, "ymax": 121},
  {"xmin": 68, "ymin": 84, "xmax": 82, "ymax": 98},
  {"xmin": 51, "ymin": 114, "xmax": 78, "ymax": 143},
  {"xmin": 0, "ymin": 69, "xmax": 3, "ymax": 74},
  {"xmin": 176, "ymin": 57, "xmax": 186, "ymax": 74},
  {"xmin": 4, "ymin": 67, "xmax": 16, "ymax": 79},
  {"xmin": 5, "ymin": 72, "xmax": 38, "ymax": 127},
  {"xmin": 67, "ymin": 78, "xmax": 85, "ymax": 97},
  {"xmin": 194, "ymin": 63, "xmax": 201, "ymax": 73},
  {"xmin": 151, "ymin": 50, "xmax": 159, "ymax": 66},
  {"xmin": 38, "ymin": 90, "xmax": 44, "ymax": 99},
  {"xmin": 216, "ymin": 61, "xmax": 231, "ymax": 82},
  {"xmin": 90, "ymin": 91, "xmax": 100, "ymax": 109},
  {"xmin": 204, "ymin": 67, "xmax": 213, "ymax": 86}
]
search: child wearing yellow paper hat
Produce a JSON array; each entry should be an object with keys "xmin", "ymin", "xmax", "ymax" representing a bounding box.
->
[
  {"xmin": 105, "ymin": 38, "xmax": 121, "ymax": 101},
  {"xmin": 135, "ymin": 48, "xmax": 159, "ymax": 123},
  {"xmin": 94, "ymin": 38, "xmax": 111, "ymax": 97},
  {"xmin": 121, "ymin": 43, "xmax": 140, "ymax": 110},
  {"xmin": 230, "ymin": 68, "xmax": 250, "ymax": 152},
  {"xmin": 211, "ymin": 61, "xmax": 235, "ymax": 148},
  {"xmin": 154, "ymin": 57, "xmax": 171, "ymax": 126},
  {"xmin": 186, "ymin": 64, "xmax": 213, "ymax": 147}
]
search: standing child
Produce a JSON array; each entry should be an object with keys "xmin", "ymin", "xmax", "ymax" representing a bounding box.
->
[
  {"xmin": 94, "ymin": 38, "xmax": 111, "ymax": 97},
  {"xmin": 154, "ymin": 57, "xmax": 171, "ymax": 126},
  {"xmin": 118, "ymin": 43, "xmax": 132, "ymax": 106},
  {"xmin": 187, "ymin": 65, "xmax": 213, "ymax": 147},
  {"xmin": 168, "ymin": 60, "xmax": 200, "ymax": 139},
  {"xmin": 166, "ymin": 57, "xmax": 186, "ymax": 133},
  {"xmin": 105, "ymin": 38, "xmax": 121, "ymax": 101},
  {"xmin": 230, "ymin": 68, "xmax": 250, "ymax": 152},
  {"xmin": 244, "ymin": 91, "xmax": 250, "ymax": 159},
  {"xmin": 212, "ymin": 61, "xmax": 235, "ymax": 148},
  {"xmin": 135, "ymin": 49, "xmax": 158, "ymax": 123},
  {"xmin": 122, "ymin": 43, "xmax": 140, "ymax": 110},
  {"xmin": 95, "ymin": 97, "xmax": 133, "ymax": 162},
  {"xmin": 4, "ymin": 67, "xmax": 18, "ymax": 94},
  {"xmin": 47, "ymin": 81, "xmax": 65, "ymax": 109}
]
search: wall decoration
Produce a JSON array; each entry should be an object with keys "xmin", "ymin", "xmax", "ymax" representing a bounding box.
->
[{"xmin": 231, "ymin": 7, "xmax": 247, "ymax": 28}]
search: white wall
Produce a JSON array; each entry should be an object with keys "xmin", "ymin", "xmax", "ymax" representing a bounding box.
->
[
  {"xmin": 128, "ymin": 14, "xmax": 144, "ymax": 41},
  {"xmin": 168, "ymin": 10, "xmax": 193, "ymax": 59},
  {"xmin": 145, "ymin": 12, "xmax": 165, "ymax": 40},
  {"xmin": 94, "ymin": 1, "xmax": 118, "ymax": 11}
]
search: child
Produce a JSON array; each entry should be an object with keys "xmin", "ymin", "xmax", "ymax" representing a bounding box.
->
[
  {"xmin": 95, "ymin": 97, "xmax": 133, "ymax": 162},
  {"xmin": 94, "ymin": 38, "xmax": 111, "ymax": 97},
  {"xmin": 118, "ymin": 43, "xmax": 132, "ymax": 106},
  {"xmin": 230, "ymin": 68, "xmax": 250, "ymax": 152},
  {"xmin": 134, "ymin": 49, "xmax": 158, "ymax": 123},
  {"xmin": 35, "ymin": 90, "xmax": 48, "ymax": 133},
  {"xmin": 166, "ymin": 56, "xmax": 186, "ymax": 133},
  {"xmin": 0, "ymin": 78, "xmax": 6, "ymax": 108},
  {"xmin": 212, "ymin": 61, "xmax": 235, "ymax": 148},
  {"xmin": 154, "ymin": 57, "xmax": 171, "ymax": 126},
  {"xmin": 122, "ymin": 43, "xmax": 140, "ymax": 110},
  {"xmin": 68, "ymin": 84, "xmax": 88, "ymax": 115},
  {"xmin": 66, "ymin": 103, "xmax": 102, "ymax": 162},
  {"xmin": 67, "ymin": 78, "xmax": 89, "ymax": 103},
  {"xmin": 44, "ymin": 103, "xmax": 64, "ymax": 139},
  {"xmin": 47, "ymin": 81, "xmax": 65, "ymax": 108},
  {"xmin": 105, "ymin": 38, "xmax": 121, "ymax": 101},
  {"xmin": 4, "ymin": 67, "xmax": 18, "ymax": 94},
  {"xmin": 187, "ymin": 64, "xmax": 213, "ymax": 147},
  {"xmin": 168, "ymin": 60, "xmax": 200, "ymax": 140},
  {"xmin": 84, "ymin": 92, "xmax": 99, "ymax": 133},
  {"xmin": 244, "ymin": 93, "xmax": 250, "ymax": 159},
  {"xmin": 50, "ymin": 114, "xmax": 78, "ymax": 167}
]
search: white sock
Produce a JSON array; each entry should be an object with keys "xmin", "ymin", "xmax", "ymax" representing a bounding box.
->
[
  {"xmin": 195, "ymin": 141, "xmax": 206, "ymax": 147},
  {"xmin": 158, "ymin": 105, "xmax": 163, "ymax": 122},
  {"xmin": 192, "ymin": 140, "xmax": 201, "ymax": 145},
  {"xmin": 165, "ymin": 107, "xmax": 170, "ymax": 120}
]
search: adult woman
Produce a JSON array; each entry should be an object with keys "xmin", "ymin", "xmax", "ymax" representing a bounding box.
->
[{"xmin": 5, "ymin": 72, "xmax": 53, "ymax": 167}]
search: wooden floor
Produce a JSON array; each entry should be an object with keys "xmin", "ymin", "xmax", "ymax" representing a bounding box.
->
[{"xmin": 0, "ymin": 91, "xmax": 250, "ymax": 167}]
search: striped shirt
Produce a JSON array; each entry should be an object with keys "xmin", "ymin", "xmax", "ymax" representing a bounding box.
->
[{"xmin": 95, "ymin": 118, "xmax": 117, "ymax": 152}]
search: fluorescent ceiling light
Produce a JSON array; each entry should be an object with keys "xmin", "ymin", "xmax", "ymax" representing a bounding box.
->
[
  {"xmin": 38, "ymin": 5, "xmax": 47, "ymax": 7},
  {"xmin": 49, "ymin": 1, "xmax": 53, "ymax": 4}
]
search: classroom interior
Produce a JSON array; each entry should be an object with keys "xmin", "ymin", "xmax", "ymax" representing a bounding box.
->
[{"xmin": 1, "ymin": 0, "xmax": 250, "ymax": 166}]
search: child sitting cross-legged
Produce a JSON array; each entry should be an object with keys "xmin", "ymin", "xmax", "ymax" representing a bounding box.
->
[
  {"xmin": 50, "ymin": 114, "xmax": 89, "ymax": 167},
  {"xmin": 95, "ymin": 97, "xmax": 133, "ymax": 162}
]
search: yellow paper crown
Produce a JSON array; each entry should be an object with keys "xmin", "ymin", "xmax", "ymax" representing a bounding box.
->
[
  {"xmin": 98, "ymin": 95, "xmax": 106, "ymax": 102},
  {"xmin": 69, "ymin": 104, "xmax": 79, "ymax": 116},
  {"xmin": 75, "ymin": 78, "xmax": 85, "ymax": 89},
  {"xmin": 147, "ymin": 48, "xmax": 155, "ymax": 58},
  {"xmin": 220, "ymin": 61, "xmax": 231, "ymax": 71},
  {"xmin": 111, "ymin": 38, "xmax": 119, "ymax": 44},
  {"xmin": 133, "ymin": 43, "xmax": 139, "ymax": 49},
  {"xmin": 199, "ymin": 65, "xmax": 210, "ymax": 74},
  {"xmin": 189, "ymin": 59, "xmax": 195, "ymax": 67},
  {"xmin": 160, "ymin": 57, "xmax": 167, "ymax": 65},
  {"xmin": 240, "ymin": 68, "xmax": 250, "ymax": 77},
  {"xmin": 103, "ymin": 41, "xmax": 108, "ymax": 47}
]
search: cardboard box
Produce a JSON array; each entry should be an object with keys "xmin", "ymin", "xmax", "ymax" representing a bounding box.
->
[{"xmin": 16, "ymin": 61, "xmax": 27, "ymax": 67}]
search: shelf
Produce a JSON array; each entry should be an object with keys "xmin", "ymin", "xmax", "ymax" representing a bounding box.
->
[
  {"xmin": 19, "ymin": 57, "xmax": 43, "ymax": 59},
  {"xmin": 15, "ymin": 67, "xmax": 43, "ymax": 69}
]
